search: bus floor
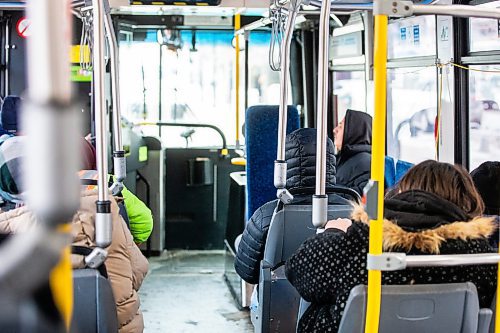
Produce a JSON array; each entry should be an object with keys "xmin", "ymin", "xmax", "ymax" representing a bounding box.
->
[{"xmin": 140, "ymin": 250, "xmax": 253, "ymax": 333}]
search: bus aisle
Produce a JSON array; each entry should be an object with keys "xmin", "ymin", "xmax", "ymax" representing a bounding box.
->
[{"xmin": 140, "ymin": 251, "xmax": 253, "ymax": 333}]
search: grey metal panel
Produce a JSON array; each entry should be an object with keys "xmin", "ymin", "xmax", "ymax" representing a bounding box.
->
[
  {"xmin": 71, "ymin": 269, "xmax": 118, "ymax": 333},
  {"xmin": 339, "ymin": 283, "xmax": 488, "ymax": 333},
  {"xmin": 256, "ymin": 262, "xmax": 272, "ymax": 333},
  {"xmin": 138, "ymin": 140, "xmax": 165, "ymax": 253},
  {"xmin": 268, "ymin": 266, "xmax": 302, "ymax": 333}
]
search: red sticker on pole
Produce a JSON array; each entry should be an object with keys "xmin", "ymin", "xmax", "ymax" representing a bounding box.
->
[{"xmin": 16, "ymin": 17, "xmax": 32, "ymax": 39}]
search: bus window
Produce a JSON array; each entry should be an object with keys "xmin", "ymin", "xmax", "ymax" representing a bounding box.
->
[
  {"xmin": 119, "ymin": 30, "xmax": 280, "ymax": 148},
  {"xmin": 387, "ymin": 66, "xmax": 437, "ymax": 163},
  {"xmin": 119, "ymin": 36, "xmax": 160, "ymax": 125},
  {"xmin": 469, "ymin": 65, "xmax": 500, "ymax": 169},
  {"xmin": 333, "ymin": 71, "xmax": 366, "ymax": 120},
  {"xmin": 247, "ymin": 31, "xmax": 282, "ymax": 107},
  {"xmin": 388, "ymin": 15, "xmax": 436, "ymax": 59},
  {"xmin": 469, "ymin": 1, "xmax": 500, "ymax": 52}
]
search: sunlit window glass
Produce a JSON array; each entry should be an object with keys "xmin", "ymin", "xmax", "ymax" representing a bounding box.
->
[
  {"xmin": 469, "ymin": 1, "xmax": 500, "ymax": 52},
  {"xmin": 248, "ymin": 32, "xmax": 281, "ymax": 106},
  {"xmin": 333, "ymin": 71, "xmax": 366, "ymax": 121},
  {"xmin": 387, "ymin": 66, "xmax": 437, "ymax": 163},
  {"xmin": 469, "ymin": 65, "xmax": 500, "ymax": 170},
  {"xmin": 119, "ymin": 30, "xmax": 279, "ymax": 148}
]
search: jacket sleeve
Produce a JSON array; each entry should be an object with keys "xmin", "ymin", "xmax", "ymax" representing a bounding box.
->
[
  {"xmin": 285, "ymin": 224, "xmax": 368, "ymax": 303},
  {"xmin": 234, "ymin": 201, "xmax": 277, "ymax": 284},
  {"xmin": 122, "ymin": 185, "xmax": 153, "ymax": 244}
]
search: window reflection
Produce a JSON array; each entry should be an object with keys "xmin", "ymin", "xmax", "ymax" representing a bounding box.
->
[
  {"xmin": 469, "ymin": 65, "xmax": 500, "ymax": 169},
  {"xmin": 387, "ymin": 67, "xmax": 437, "ymax": 163}
]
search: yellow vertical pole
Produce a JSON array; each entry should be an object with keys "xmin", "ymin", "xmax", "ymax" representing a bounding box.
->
[
  {"xmin": 496, "ymin": 252, "xmax": 500, "ymax": 333},
  {"xmin": 49, "ymin": 224, "xmax": 74, "ymax": 330},
  {"xmin": 364, "ymin": 13, "xmax": 388, "ymax": 333},
  {"xmin": 235, "ymin": 14, "xmax": 241, "ymax": 148}
]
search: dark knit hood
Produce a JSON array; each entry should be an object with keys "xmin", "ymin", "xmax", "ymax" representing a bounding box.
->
[
  {"xmin": 339, "ymin": 110, "xmax": 372, "ymax": 162},
  {"xmin": 471, "ymin": 161, "xmax": 500, "ymax": 215},
  {"xmin": 384, "ymin": 190, "xmax": 469, "ymax": 231},
  {"xmin": 285, "ymin": 128, "xmax": 336, "ymax": 190},
  {"xmin": 351, "ymin": 190, "xmax": 495, "ymax": 254}
]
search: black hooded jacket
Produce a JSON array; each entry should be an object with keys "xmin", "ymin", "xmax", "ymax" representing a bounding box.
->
[
  {"xmin": 286, "ymin": 190, "xmax": 497, "ymax": 332},
  {"xmin": 235, "ymin": 128, "xmax": 350, "ymax": 284},
  {"xmin": 336, "ymin": 110, "xmax": 372, "ymax": 195}
]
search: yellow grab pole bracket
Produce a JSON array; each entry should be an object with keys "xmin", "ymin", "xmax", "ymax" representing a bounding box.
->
[
  {"xmin": 235, "ymin": 13, "xmax": 241, "ymax": 148},
  {"xmin": 364, "ymin": 12, "xmax": 388, "ymax": 333}
]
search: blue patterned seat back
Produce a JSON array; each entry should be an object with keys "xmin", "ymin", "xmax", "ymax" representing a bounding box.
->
[
  {"xmin": 245, "ymin": 105, "xmax": 300, "ymax": 221},
  {"xmin": 385, "ymin": 156, "xmax": 396, "ymax": 188},
  {"xmin": 385, "ymin": 156, "xmax": 414, "ymax": 189},
  {"xmin": 396, "ymin": 159, "xmax": 414, "ymax": 183}
]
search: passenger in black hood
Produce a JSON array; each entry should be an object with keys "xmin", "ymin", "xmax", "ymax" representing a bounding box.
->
[
  {"xmin": 334, "ymin": 109, "xmax": 373, "ymax": 195},
  {"xmin": 234, "ymin": 128, "xmax": 349, "ymax": 284}
]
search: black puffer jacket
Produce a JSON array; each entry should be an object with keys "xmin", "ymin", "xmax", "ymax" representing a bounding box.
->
[
  {"xmin": 286, "ymin": 190, "xmax": 497, "ymax": 333},
  {"xmin": 336, "ymin": 110, "xmax": 372, "ymax": 195},
  {"xmin": 235, "ymin": 128, "xmax": 349, "ymax": 284}
]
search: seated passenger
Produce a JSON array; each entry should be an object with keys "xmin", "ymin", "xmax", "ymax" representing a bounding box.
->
[
  {"xmin": 0, "ymin": 136, "xmax": 149, "ymax": 333},
  {"xmin": 1, "ymin": 96, "xmax": 21, "ymax": 136},
  {"xmin": 333, "ymin": 109, "xmax": 372, "ymax": 195},
  {"xmin": 80, "ymin": 139, "xmax": 154, "ymax": 244},
  {"xmin": 286, "ymin": 160, "xmax": 497, "ymax": 333},
  {"xmin": 234, "ymin": 128, "xmax": 350, "ymax": 285},
  {"xmin": 471, "ymin": 161, "xmax": 500, "ymax": 248},
  {"xmin": 0, "ymin": 96, "xmax": 21, "ymax": 140}
]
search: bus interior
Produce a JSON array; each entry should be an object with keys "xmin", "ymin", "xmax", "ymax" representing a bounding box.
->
[{"xmin": 1, "ymin": 0, "xmax": 500, "ymax": 332}]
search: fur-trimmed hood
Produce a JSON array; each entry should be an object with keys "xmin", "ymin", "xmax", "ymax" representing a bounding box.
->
[{"xmin": 351, "ymin": 204, "xmax": 496, "ymax": 254}]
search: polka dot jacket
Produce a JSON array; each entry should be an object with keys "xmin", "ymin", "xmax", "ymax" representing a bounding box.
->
[{"xmin": 285, "ymin": 203, "xmax": 498, "ymax": 333}]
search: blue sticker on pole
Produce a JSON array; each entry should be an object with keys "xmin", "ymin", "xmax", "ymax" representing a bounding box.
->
[
  {"xmin": 400, "ymin": 27, "xmax": 407, "ymax": 40},
  {"xmin": 413, "ymin": 25, "xmax": 420, "ymax": 44}
]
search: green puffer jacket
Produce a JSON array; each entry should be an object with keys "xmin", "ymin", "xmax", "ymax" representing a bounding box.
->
[{"xmin": 121, "ymin": 186, "xmax": 153, "ymax": 244}]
